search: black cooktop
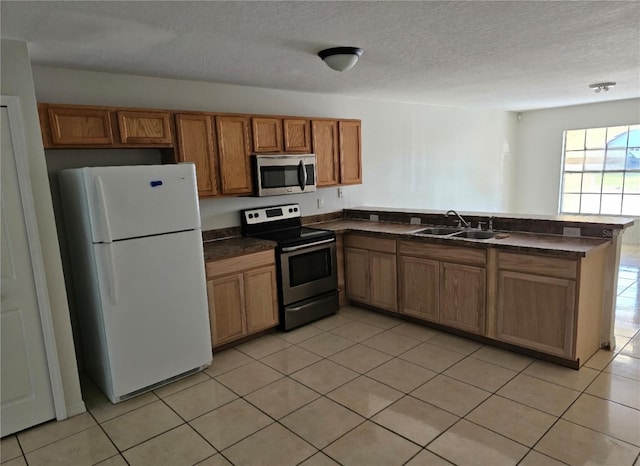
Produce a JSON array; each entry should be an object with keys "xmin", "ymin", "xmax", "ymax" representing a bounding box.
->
[{"xmin": 256, "ymin": 227, "xmax": 335, "ymax": 248}]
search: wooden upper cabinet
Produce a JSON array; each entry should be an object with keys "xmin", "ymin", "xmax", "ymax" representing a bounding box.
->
[
  {"xmin": 216, "ymin": 115, "xmax": 253, "ymax": 195},
  {"xmin": 116, "ymin": 110, "xmax": 172, "ymax": 145},
  {"xmin": 283, "ymin": 119, "xmax": 311, "ymax": 152},
  {"xmin": 46, "ymin": 105, "xmax": 113, "ymax": 146},
  {"xmin": 252, "ymin": 117, "xmax": 283, "ymax": 153},
  {"xmin": 339, "ymin": 120, "xmax": 362, "ymax": 185},
  {"xmin": 312, "ymin": 120, "xmax": 339, "ymax": 186},
  {"xmin": 244, "ymin": 265, "xmax": 279, "ymax": 333},
  {"xmin": 175, "ymin": 113, "xmax": 218, "ymax": 197}
]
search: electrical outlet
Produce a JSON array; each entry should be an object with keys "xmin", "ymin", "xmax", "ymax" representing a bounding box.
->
[
  {"xmin": 317, "ymin": 198, "xmax": 324, "ymax": 209},
  {"xmin": 337, "ymin": 187, "xmax": 343, "ymax": 198},
  {"xmin": 369, "ymin": 214, "xmax": 379, "ymax": 222},
  {"xmin": 563, "ymin": 227, "xmax": 581, "ymax": 237},
  {"xmin": 410, "ymin": 217, "xmax": 421, "ymax": 225}
]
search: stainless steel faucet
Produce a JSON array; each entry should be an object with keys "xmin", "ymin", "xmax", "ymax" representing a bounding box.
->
[{"xmin": 445, "ymin": 210, "xmax": 471, "ymax": 228}]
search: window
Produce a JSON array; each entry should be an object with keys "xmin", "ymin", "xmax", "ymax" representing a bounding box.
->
[{"xmin": 560, "ymin": 124, "xmax": 640, "ymax": 216}]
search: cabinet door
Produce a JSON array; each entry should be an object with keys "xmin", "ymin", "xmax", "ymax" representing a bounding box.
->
[
  {"xmin": 244, "ymin": 265, "xmax": 279, "ymax": 334},
  {"xmin": 440, "ymin": 263, "xmax": 486, "ymax": 334},
  {"xmin": 175, "ymin": 113, "xmax": 218, "ymax": 197},
  {"xmin": 339, "ymin": 120, "xmax": 362, "ymax": 185},
  {"xmin": 252, "ymin": 117, "xmax": 283, "ymax": 153},
  {"xmin": 116, "ymin": 111, "xmax": 172, "ymax": 144},
  {"xmin": 216, "ymin": 116, "xmax": 253, "ymax": 195},
  {"xmin": 369, "ymin": 252, "xmax": 397, "ymax": 312},
  {"xmin": 497, "ymin": 270, "xmax": 575, "ymax": 357},
  {"xmin": 47, "ymin": 106, "xmax": 113, "ymax": 145},
  {"xmin": 345, "ymin": 247, "xmax": 369, "ymax": 303},
  {"xmin": 399, "ymin": 256, "xmax": 439, "ymax": 322},
  {"xmin": 312, "ymin": 120, "xmax": 339, "ymax": 187},
  {"xmin": 207, "ymin": 273, "xmax": 247, "ymax": 347},
  {"xmin": 284, "ymin": 119, "xmax": 311, "ymax": 152}
]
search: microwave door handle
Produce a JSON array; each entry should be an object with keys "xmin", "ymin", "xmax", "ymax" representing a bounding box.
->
[{"xmin": 298, "ymin": 159, "xmax": 307, "ymax": 191}]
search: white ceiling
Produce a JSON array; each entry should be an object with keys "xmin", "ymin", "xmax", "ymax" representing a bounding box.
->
[{"xmin": 2, "ymin": 1, "xmax": 639, "ymax": 111}]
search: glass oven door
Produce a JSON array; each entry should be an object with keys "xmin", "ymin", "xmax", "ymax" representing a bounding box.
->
[{"xmin": 279, "ymin": 239, "xmax": 337, "ymax": 305}]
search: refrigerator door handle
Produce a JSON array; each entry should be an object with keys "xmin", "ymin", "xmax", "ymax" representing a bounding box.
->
[
  {"xmin": 104, "ymin": 243, "xmax": 118, "ymax": 305},
  {"xmin": 95, "ymin": 176, "xmax": 113, "ymax": 243}
]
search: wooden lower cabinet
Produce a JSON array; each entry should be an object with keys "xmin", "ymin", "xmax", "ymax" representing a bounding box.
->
[
  {"xmin": 206, "ymin": 250, "xmax": 278, "ymax": 347},
  {"xmin": 398, "ymin": 256, "xmax": 439, "ymax": 322},
  {"xmin": 440, "ymin": 262, "xmax": 486, "ymax": 334},
  {"xmin": 345, "ymin": 247, "xmax": 369, "ymax": 303}
]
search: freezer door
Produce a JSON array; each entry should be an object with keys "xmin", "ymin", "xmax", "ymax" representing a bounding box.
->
[
  {"xmin": 82, "ymin": 164, "xmax": 201, "ymax": 242},
  {"xmin": 94, "ymin": 229, "xmax": 212, "ymax": 399}
]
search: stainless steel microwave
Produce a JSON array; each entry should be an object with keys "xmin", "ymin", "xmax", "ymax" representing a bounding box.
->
[{"xmin": 252, "ymin": 154, "xmax": 317, "ymax": 197}]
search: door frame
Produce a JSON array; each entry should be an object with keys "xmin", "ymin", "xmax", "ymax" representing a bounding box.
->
[{"xmin": 2, "ymin": 95, "xmax": 67, "ymax": 420}]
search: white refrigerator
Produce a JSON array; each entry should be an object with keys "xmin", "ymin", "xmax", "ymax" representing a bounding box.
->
[{"xmin": 59, "ymin": 164, "xmax": 212, "ymax": 403}]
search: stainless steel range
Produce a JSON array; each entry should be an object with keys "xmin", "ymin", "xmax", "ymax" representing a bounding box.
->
[{"xmin": 241, "ymin": 204, "xmax": 338, "ymax": 330}]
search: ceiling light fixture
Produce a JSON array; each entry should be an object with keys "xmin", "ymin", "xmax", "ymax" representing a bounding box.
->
[
  {"xmin": 589, "ymin": 82, "xmax": 616, "ymax": 93},
  {"xmin": 318, "ymin": 47, "xmax": 364, "ymax": 72}
]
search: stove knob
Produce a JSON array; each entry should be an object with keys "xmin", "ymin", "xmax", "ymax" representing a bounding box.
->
[
  {"xmin": 294, "ymin": 207, "xmax": 298, "ymax": 212},
  {"xmin": 289, "ymin": 208, "xmax": 293, "ymax": 213},
  {"xmin": 248, "ymin": 213, "xmax": 253, "ymax": 219},
  {"xmin": 255, "ymin": 213, "xmax": 259, "ymax": 218}
]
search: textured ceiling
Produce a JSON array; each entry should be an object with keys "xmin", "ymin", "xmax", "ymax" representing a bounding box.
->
[{"xmin": 2, "ymin": 1, "xmax": 639, "ymax": 111}]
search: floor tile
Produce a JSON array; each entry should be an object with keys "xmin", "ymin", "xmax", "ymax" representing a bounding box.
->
[
  {"xmin": 366, "ymin": 358, "xmax": 437, "ymax": 393},
  {"xmin": 234, "ymin": 335, "xmax": 291, "ymax": 359},
  {"xmin": 214, "ymin": 360, "xmax": 283, "ymax": 396},
  {"xmin": 87, "ymin": 390, "xmax": 159, "ymax": 423},
  {"xmin": 298, "ymin": 452, "xmax": 341, "ymax": 466},
  {"xmin": 516, "ymin": 450, "xmax": 565, "ymax": 466},
  {"xmin": 357, "ymin": 312, "xmax": 404, "ymax": 329},
  {"xmin": 95, "ymin": 455, "xmax": 128, "ymax": 466},
  {"xmin": 0, "ymin": 436, "xmax": 22, "ymax": 462},
  {"xmin": 190, "ymin": 398, "xmax": 273, "ymax": 451},
  {"xmin": 244, "ymin": 377, "xmax": 320, "ymax": 419},
  {"xmin": 586, "ymin": 371, "xmax": 640, "ymax": 409},
  {"xmin": 337, "ymin": 305, "xmax": 372, "ymax": 320},
  {"xmin": 427, "ymin": 419, "xmax": 528, "ymax": 466},
  {"xmin": 274, "ymin": 325, "xmax": 324, "ymax": 344},
  {"xmin": 290, "ymin": 359, "xmax": 358, "ymax": 394},
  {"xmin": 153, "ymin": 371, "xmax": 210, "ymax": 399},
  {"xmin": 205, "ymin": 348, "xmax": 253, "ymax": 377},
  {"xmin": 196, "ymin": 454, "xmax": 232, "ymax": 466},
  {"xmin": 297, "ymin": 332, "xmax": 354, "ymax": 357},
  {"xmin": 24, "ymin": 426, "xmax": 117, "ymax": 466},
  {"xmin": 361, "ymin": 329, "xmax": 421, "ymax": 356},
  {"xmin": 122, "ymin": 424, "xmax": 215, "ymax": 466},
  {"xmin": 16, "ymin": 411, "xmax": 96, "ymax": 453},
  {"xmin": 615, "ymin": 323, "xmax": 640, "ymax": 339},
  {"xmin": 327, "ymin": 376, "xmax": 403, "ymax": 417},
  {"xmin": 621, "ymin": 337, "xmax": 640, "ymax": 358},
  {"xmin": 605, "ymin": 353, "xmax": 640, "ymax": 381},
  {"xmin": 470, "ymin": 346, "xmax": 534, "ymax": 372},
  {"xmin": 163, "ymin": 378, "xmax": 237, "ymax": 420},
  {"xmin": 222, "ymin": 423, "xmax": 316, "ymax": 466},
  {"xmin": 390, "ymin": 322, "xmax": 440, "ymax": 342},
  {"xmin": 330, "ymin": 320, "xmax": 385, "ymax": 342},
  {"xmin": 443, "ymin": 357, "xmax": 517, "ymax": 392},
  {"xmin": 562, "ymin": 393, "xmax": 640, "ymax": 446},
  {"xmin": 411, "ymin": 375, "xmax": 491, "ymax": 417},
  {"xmin": 101, "ymin": 400, "xmax": 183, "ymax": 450},
  {"xmin": 405, "ymin": 449, "xmax": 453, "ymax": 465},
  {"xmin": 523, "ymin": 360, "xmax": 599, "ymax": 391},
  {"xmin": 372, "ymin": 396, "xmax": 458, "ymax": 446},
  {"xmin": 427, "ymin": 333, "xmax": 483, "ymax": 355},
  {"xmin": 399, "ymin": 342, "xmax": 466, "ymax": 372},
  {"xmin": 584, "ymin": 348, "xmax": 617, "ymax": 370},
  {"xmin": 310, "ymin": 314, "xmax": 352, "ymax": 331},
  {"xmin": 323, "ymin": 421, "xmax": 421, "ymax": 466},
  {"xmin": 328, "ymin": 343, "xmax": 392, "ymax": 373},
  {"xmin": 280, "ymin": 397, "xmax": 364, "ymax": 449},
  {"xmin": 535, "ymin": 419, "xmax": 639, "ymax": 466},
  {"xmin": 259, "ymin": 345, "xmax": 322, "ymax": 375},
  {"xmin": 465, "ymin": 395, "xmax": 556, "ymax": 447},
  {"xmin": 497, "ymin": 373, "xmax": 580, "ymax": 416},
  {"xmin": 2, "ymin": 456, "xmax": 26, "ymax": 466}
]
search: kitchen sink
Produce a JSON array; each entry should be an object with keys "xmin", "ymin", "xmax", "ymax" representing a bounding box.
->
[
  {"xmin": 451, "ymin": 230, "xmax": 497, "ymax": 239},
  {"xmin": 413, "ymin": 227, "xmax": 464, "ymax": 236}
]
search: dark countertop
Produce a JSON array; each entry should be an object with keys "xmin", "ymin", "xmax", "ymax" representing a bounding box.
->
[
  {"xmin": 316, "ymin": 219, "xmax": 610, "ymax": 257},
  {"xmin": 203, "ymin": 237, "xmax": 276, "ymax": 262}
]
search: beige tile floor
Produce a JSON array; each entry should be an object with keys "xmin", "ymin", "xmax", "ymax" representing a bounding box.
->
[{"xmin": 3, "ymin": 246, "xmax": 640, "ymax": 466}]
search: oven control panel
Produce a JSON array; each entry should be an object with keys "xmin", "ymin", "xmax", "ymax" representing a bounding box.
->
[{"xmin": 243, "ymin": 203, "xmax": 300, "ymax": 225}]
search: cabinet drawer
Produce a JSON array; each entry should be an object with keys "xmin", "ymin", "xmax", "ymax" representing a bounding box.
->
[
  {"xmin": 498, "ymin": 252, "xmax": 577, "ymax": 280},
  {"xmin": 398, "ymin": 241, "xmax": 486, "ymax": 266},
  {"xmin": 206, "ymin": 249, "xmax": 275, "ymax": 278},
  {"xmin": 344, "ymin": 234, "xmax": 396, "ymax": 253}
]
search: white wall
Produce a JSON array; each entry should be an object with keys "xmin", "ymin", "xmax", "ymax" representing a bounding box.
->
[
  {"xmin": 514, "ymin": 98, "xmax": 640, "ymax": 243},
  {"xmin": 1, "ymin": 40, "xmax": 84, "ymax": 416},
  {"xmin": 32, "ymin": 66, "xmax": 517, "ymax": 229}
]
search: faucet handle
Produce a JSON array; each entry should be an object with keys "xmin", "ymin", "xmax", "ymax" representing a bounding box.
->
[{"xmin": 477, "ymin": 221, "xmax": 487, "ymax": 230}]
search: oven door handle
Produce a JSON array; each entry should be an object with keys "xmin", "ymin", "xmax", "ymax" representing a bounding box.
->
[
  {"xmin": 281, "ymin": 237, "xmax": 335, "ymax": 253},
  {"xmin": 298, "ymin": 159, "xmax": 308, "ymax": 191}
]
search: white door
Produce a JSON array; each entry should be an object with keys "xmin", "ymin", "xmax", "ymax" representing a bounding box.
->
[{"xmin": 1, "ymin": 105, "xmax": 56, "ymax": 435}]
